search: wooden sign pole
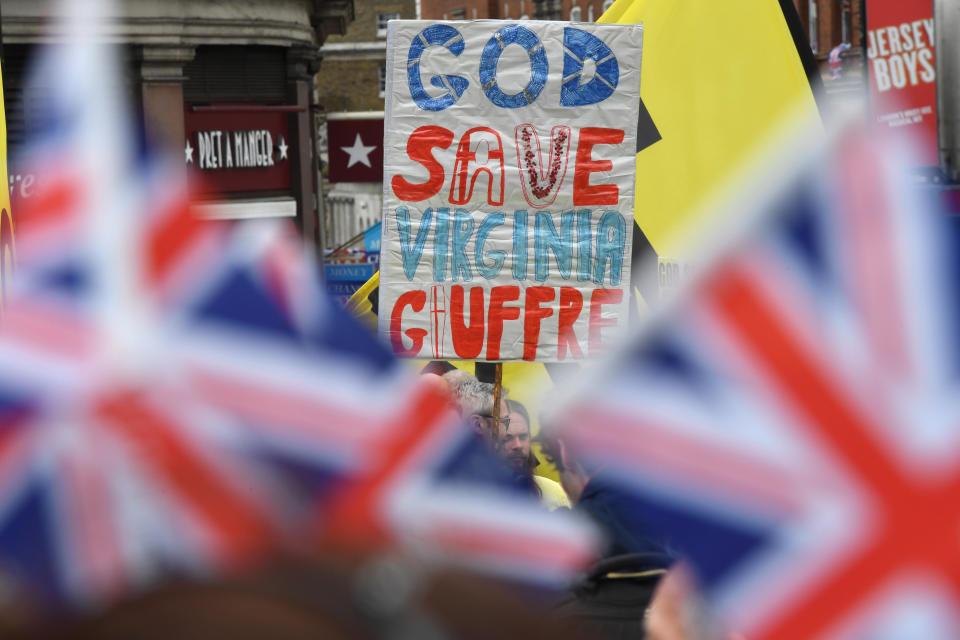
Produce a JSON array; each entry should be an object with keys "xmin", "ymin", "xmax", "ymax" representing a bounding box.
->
[{"xmin": 491, "ymin": 362, "xmax": 504, "ymax": 443}]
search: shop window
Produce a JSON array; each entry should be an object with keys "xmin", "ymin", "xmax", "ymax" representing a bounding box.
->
[
  {"xmin": 841, "ymin": 0, "xmax": 852, "ymax": 44},
  {"xmin": 4, "ymin": 43, "xmax": 139, "ymax": 156},
  {"xmin": 376, "ymin": 12, "xmax": 399, "ymax": 38},
  {"xmin": 808, "ymin": 0, "xmax": 818, "ymax": 53},
  {"xmin": 570, "ymin": 5, "xmax": 581, "ymax": 21}
]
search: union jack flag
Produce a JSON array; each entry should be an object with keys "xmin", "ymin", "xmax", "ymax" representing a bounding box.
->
[
  {"xmin": 0, "ymin": 0, "xmax": 597, "ymax": 609},
  {"xmin": 549, "ymin": 121, "xmax": 960, "ymax": 639}
]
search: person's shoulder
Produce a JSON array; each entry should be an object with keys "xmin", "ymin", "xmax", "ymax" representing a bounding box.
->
[{"xmin": 534, "ymin": 475, "xmax": 571, "ymax": 510}]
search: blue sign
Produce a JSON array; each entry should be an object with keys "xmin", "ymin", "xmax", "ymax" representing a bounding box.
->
[
  {"xmin": 364, "ymin": 221, "xmax": 382, "ymax": 253},
  {"xmin": 325, "ymin": 262, "xmax": 377, "ymax": 304},
  {"xmin": 326, "ymin": 263, "xmax": 376, "ymax": 282}
]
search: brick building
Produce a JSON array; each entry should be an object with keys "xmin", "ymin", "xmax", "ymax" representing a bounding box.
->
[
  {"xmin": 792, "ymin": 1, "xmax": 866, "ymax": 99},
  {"xmin": 316, "ymin": 0, "xmax": 417, "ymax": 251},
  {"xmin": 794, "ymin": 0, "xmax": 863, "ymax": 57},
  {"xmin": 420, "ymin": 0, "xmax": 864, "ymax": 87},
  {"xmin": 423, "ymin": 0, "xmax": 615, "ymax": 22}
]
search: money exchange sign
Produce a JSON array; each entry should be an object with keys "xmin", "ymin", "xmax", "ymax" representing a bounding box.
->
[{"xmin": 379, "ymin": 20, "xmax": 643, "ymax": 362}]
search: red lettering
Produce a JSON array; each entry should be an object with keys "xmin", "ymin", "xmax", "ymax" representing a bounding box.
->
[
  {"xmin": 557, "ymin": 287, "xmax": 584, "ymax": 360},
  {"xmin": 390, "ymin": 290, "xmax": 428, "ymax": 356},
  {"xmin": 486, "ymin": 285, "xmax": 521, "ymax": 361},
  {"xmin": 589, "ymin": 289, "xmax": 623, "ymax": 355},
  {"xmin": 450, "ymin": 285, "xmax": 485, "ymax": 359},
  {"xmin": 573, "ymin": 127, "xmax": 624, "ymax": 206},
  {"xmin": 391, "ymin": 126, "xmax": 454, "ymax": 202},
  {"xmin": 523, "ymin": 286, "xmax": 555, "ymax": 361},
  {"xmin": 450, "ymin": 127, "xmax": 505, "ymax": 206}
]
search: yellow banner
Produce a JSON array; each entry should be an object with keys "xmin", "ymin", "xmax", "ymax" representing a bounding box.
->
[{"xmin": 0, "ymin": 57, "xmax": 13, "ymax": 308}]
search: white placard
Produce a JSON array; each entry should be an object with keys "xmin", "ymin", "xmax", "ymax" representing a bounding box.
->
[{"xmin": 379, "ymin": 20, "xmax": 643, "ymax": 362}]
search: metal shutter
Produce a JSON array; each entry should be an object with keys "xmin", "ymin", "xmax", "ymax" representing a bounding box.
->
[{"xmin": 184, "ymin": 46, "xmax": 287, "ymax": 104}]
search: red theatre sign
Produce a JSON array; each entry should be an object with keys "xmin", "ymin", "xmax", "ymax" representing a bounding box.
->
[
  {"xmin": 866, "ymin": 1, "xmax": 937, "ymax": 166},
  {"xmin": 184, "ymin": 107, "xmax": 292, "ymax": 194}
]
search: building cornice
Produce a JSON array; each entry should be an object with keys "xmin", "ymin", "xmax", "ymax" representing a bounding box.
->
[
  {"xmin": 0, "ymin": 0, "xmax": 354, "ymax": 48},
  {"xmin": 320, "ymin": 40, "xmax": 387, "ymax": 60}
]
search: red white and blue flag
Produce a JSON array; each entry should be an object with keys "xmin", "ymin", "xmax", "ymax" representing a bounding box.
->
[
  {"xmin": 0, "ymin": 0, "xmax": 596, "ymax": 609},
  {"xmin": 549, "ymin": 119, "xmax": 960, "ymax": 639}
]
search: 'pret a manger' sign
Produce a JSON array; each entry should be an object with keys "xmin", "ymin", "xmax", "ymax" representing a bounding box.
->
[
  {"xmin": 194, "ymin": 129, "xmax": 279, "ymax": 170},
  {"xmin": 379, "ymin": 20, "xmax": 643, "ymax": 362},
  {"xmin": 184, "ymin": 108, "xmax": 292, "ymax": 194}
]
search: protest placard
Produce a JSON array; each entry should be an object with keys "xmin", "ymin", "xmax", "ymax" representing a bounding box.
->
[{"xmin": 379, "ymin": 20, "xmax": 643, "ymax": 362}]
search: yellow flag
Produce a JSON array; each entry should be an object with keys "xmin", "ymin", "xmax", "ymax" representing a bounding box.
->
[
  {"xmin": 601, "ymin": 0, "xmax": 821, "ymax": 255},
  {"xmin": 0, "ymin": 58, "xmax": 14, "ymax": 308}
]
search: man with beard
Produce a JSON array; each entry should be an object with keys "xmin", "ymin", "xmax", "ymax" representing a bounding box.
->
[{"xmin": 501, "ymin": 399, "xmax": 570, "ymax": 511}]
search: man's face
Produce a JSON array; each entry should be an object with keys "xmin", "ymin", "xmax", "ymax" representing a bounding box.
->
[
  {"xmin": 469, "ymin": 398, "xmax": 509, "ymax": 443},
  {"xmin": 500, "ymin": 409, "xmax": 531, "ymax": 473}
]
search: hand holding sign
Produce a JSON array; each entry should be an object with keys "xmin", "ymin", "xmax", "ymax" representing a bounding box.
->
[{"xmin": 380, "ymin": 20, "xmax": 643, "ymax": 363}]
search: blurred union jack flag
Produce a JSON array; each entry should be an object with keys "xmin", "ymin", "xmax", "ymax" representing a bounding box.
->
[
  {"xmin": 549, "ymin": 121, "xmax": 960, "ymax": 639},
  {"xmin": 0, "ymin": 0, "xmax": 596, "ymax": 609},
  {"xmin": 0, "ymin": 0, "xmax": 387, "ymax": 606}
]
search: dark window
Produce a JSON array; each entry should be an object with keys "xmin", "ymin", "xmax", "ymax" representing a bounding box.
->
[
  {"xmin": 376, "ymin": 12, "xmax": 400, "ymax": 37},
  {"xmin": 184, "ymin": 46, "xmax": 286, "ymax": 103},
  {"xmin": 3, "ymin": 44, "xmax": 138, "ymax": 157}
]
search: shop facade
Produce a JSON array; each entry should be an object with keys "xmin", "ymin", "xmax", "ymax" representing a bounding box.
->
[{"xmin": 2, "ymin": 0, "xmax": 354, "ymax": 248}]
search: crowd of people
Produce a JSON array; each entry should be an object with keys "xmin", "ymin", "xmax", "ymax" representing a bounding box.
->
[{"xmin": 418, "ymin": 362, "xmax": 705, "ymax": 639}]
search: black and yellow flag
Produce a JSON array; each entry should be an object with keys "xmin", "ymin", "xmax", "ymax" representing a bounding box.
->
[{"xmin": 600, "ymin": 0, "xmax": 821, "ymax": 255}]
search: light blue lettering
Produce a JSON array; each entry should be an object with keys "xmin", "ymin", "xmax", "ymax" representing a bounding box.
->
[
  {"xmin": 432, "ymin": 207, "xmax": 451, "ymax": 281},
  {"xmin": 451, "ymin": 208, "xmax": 474, "ymax": 281},
  {"xmin": 576, "ymin": 209, "xmax": 592, "ymax": 281},
  {"xmin": 395, "ymin": 206, "xmax": 433, "ymax": 281},
  {"xmin": 535, "ymin": 211, "xmax": 574, "ymax": 281},
  {"xmin": 476, "ymin": 212, "xmax": 506, "ymax": 280},
  {"xmin": 512, "ymin": 210, "xmax": 528, "ymax": 280},
  {"xmin": 594, "ymin": 210, "xmax": 626, "ymax": 285}
]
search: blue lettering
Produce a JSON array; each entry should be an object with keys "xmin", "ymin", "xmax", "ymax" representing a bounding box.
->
[
  {"xmin": 595, "ymin": 210, "xmax": 625, "ymax": 285},
  {"xmin": 561, "ymin": 27, "xmax": 620, "ymax": 107},
  {"xmin": 451, "ymin": 208, "xmax": 474, "ymax": 281},
  {"xmin": 432, "ymin": 207, "xmax": 451, "ymax": 281},
  {"xmin": 576, "ymin": 209, "xmax": 593, "ymax": 281},
  {"xmin": 535, "ymin": 211, "xmax": 574, "ymax": 281},
  {"xmin": 476, "ymin": 212, "xmax": 506, "ymax": 280},
  {"xmin": 407, "ymin": 25, "xmax": 470, "ymax": 111},
  {"xmin": 395, "ymin": 206, "xmax": 432, "ymax": 281},
  {"xmin": 512, "ymin": 210, "xmax": 529, "ymax": 280},
  {"xmin": 479, "ymin": 25, "xmax": 548, "ymax": 109}
]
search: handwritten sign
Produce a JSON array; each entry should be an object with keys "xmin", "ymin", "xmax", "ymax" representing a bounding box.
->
[{"xmin": 379, "ymin": 20, "xmax": 643, "ymax": 362}]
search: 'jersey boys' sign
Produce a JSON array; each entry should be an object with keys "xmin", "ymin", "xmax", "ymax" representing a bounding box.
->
[{"xmin": 379, "ymin": 20, "xmax": 643, "ymax": 362}]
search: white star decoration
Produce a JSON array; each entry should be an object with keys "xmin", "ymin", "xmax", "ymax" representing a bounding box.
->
[
  {"xmin": 341, "ymin": 133, "xmax": 376, "ymax": 169},
  {"xmin": 278, "ymin": 136, "xmax": 289, "ymax": 161},
  {"xmin": 184, "ymin": 139, "xmax": 194, "ymax": 164}
]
